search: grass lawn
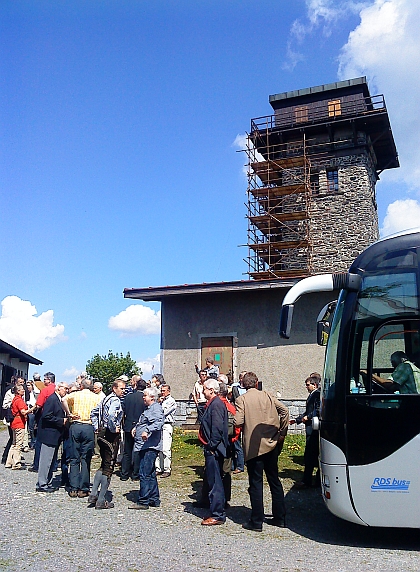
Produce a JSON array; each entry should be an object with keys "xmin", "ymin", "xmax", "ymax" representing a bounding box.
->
[{"xmin": 168, "ymin": 428, "xmax": 307, "ymax": 489}]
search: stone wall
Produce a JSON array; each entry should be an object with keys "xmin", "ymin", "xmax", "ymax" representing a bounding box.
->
[
  {"xmin": 310, "ymin": 150, "xmax": 379, "ymax": 274},
  {"xmin": 175, "ymin": 398, "xmax": 308, "ymax": 435}
]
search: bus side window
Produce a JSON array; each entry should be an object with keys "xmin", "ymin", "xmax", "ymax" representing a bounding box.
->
[{"xmin": 372, "ymin": 322, "xmax": 420, "ymax": 394}]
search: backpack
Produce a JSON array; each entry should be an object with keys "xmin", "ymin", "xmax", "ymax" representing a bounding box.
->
[
  {"xmin": 227, "ymin": 409, "xmax": 235, "ymax": 438},
  {"xmin": 231, "ymin": 385, "xmax": 240, "ymax": 404},
  {"xmin": 2, "ymin": 407, "xmax": 14, "ymax": 423}
]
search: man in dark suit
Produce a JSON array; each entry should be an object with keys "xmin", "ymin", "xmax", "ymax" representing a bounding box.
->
[
  {"xmin": 291, "ymin": 373, "xmax": 321, "ymax": 488},
  {"xmin": 120, "ymin": 376, "xmax": 147, "ymax": 481},
  {"xmin": 36, "ymin": 382, "xmax": 68, "ymax": 493},
  {"xmin": 198, "ymin": 379, "xmax": 228, "ymax": 526}
]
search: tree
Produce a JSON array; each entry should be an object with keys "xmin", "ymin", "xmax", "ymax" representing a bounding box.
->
[{"xmin": 86, "ymin": 350, "xmax": 141, "ymax": 393}]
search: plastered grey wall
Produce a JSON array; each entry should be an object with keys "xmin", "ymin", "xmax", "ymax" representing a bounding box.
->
[{"xmin": 159, "ymin": 289, "xmax": 334, "ymax": 399}]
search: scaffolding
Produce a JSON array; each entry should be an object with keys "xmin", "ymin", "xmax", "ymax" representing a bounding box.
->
[
  {"xmin": 244, "ymin": 90, "xmax": 397, "ymax": 280},
  {"xmin": 245, "ymin": 124, "xmax": 313, "ymax": 280}
]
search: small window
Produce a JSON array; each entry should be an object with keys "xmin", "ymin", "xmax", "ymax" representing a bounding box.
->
[
  {"xmin": 286, "ymin": 140, "xmax": 303, "ymax": 157},
  {"xmin": 295, "ymin": 106, "xmax": 308, "ymax": 123},
  {"xmin": 310, "ymin": 173, "xmax": 319, "ymax": 194},
  {"xmin": 327, "ymin": 168, "xmax": 339, "ymax": 193},
  {"xmin": 328, "ymin": 99, "xmax": 341, "ymax": 117}
]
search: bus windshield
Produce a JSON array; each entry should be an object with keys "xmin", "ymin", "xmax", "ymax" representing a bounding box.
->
[{"xmin": 355, "ymin": 271, "xmax": 418, "ymax": 319}]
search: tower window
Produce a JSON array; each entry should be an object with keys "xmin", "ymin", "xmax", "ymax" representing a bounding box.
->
[
  {"xmin": 295, "ymin": 106, "xmax": 308, "ymax": 123},
  {"xmin": 327, "ymin": 169, "xmax": 339, "ymax": 193},
  {"xmin": 310, "ymin": 173, "xmax": 319, "ymax": 194},
  {"xmin": 328, "ymin": 99, "xmax": 342, "ymax": 117}
]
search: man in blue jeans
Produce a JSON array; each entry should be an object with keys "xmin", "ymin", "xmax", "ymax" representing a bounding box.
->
[{"xmin": 128, "ymin": 387, "xmax": 164, "ymax": 510}]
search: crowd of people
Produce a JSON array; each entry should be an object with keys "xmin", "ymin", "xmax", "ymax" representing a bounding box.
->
[
  {"xmin": 1, "ymin": 363, "xmax": 320, "ymax": 531},
  {"xmin": 1, "ymin": 371, "xmax": 177, "ymax": 512}
]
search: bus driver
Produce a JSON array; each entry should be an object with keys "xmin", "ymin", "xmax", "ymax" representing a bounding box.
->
[{"xmin": 369, "ymin": 351, "xmax": 420, "ymax": 394}]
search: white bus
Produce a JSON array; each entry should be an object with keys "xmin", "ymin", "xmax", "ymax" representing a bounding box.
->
[{"xmin": 280, "ymin": 228, "xmax": 420, "ymax": 527}]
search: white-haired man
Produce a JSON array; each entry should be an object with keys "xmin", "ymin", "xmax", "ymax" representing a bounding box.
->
[
  {"xmin": 198, "ymin": 379, "xmax": 229, "ymax": 526},
  {"xmin": 93, "ymin": 382, "xmax": 106, "ymax": 401},
  {"xmin": 129, "ymin": 387, "xmax": 164, "ymax": 510},
  {"xmin": 156, "ymin": 384, "xmax": 177, "ymax": 478}
]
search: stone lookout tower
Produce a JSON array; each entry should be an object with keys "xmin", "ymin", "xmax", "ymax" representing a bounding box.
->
[{"xmin": 245, "ymin": 77, "xmax": 399, "ymax": 279}]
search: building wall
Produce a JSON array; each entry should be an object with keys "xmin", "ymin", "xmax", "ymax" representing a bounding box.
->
[
  {"xmin": 0, "ymin": 354, "xmax": 30, "ymax": 378},
  {"xmin": 159, "ymin": 289, "xmax": 334, "ymax": 400}
]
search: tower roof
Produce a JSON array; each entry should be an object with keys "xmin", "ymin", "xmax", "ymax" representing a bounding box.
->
[{"xmin": 269, "ymin": 77, "xmax": 370, "ymax": 107}]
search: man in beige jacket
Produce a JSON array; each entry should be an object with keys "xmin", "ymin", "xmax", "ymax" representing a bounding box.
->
[{"xmin": 234, "ymin": 371, "xmax": 289, "ymax": 531}]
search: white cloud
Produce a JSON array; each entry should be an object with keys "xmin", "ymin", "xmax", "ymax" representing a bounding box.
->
[
  {"xmin": 283, "ymin": 0, "xmax": 367, "ymax": 68},
  {"xmin": 0, "ymin": 296, "xmax": 65, "ymax": 354},
  {"xmin": 63, "ymin": 366, "xmax": 81, "ymax": 379},
  {"xmin": 380, "ymin": 199, "xmax": 420, "ymax": 237},
  {"xmin": 282, "ymin": 40, "xmax": 306, "ymax": 72},
  {"xmin": 136, "ymin": 353, "xmax": 161, "ymax": 378},
  {"xmin": 306, "ymin": 0, "xmax": 368, "ymax": 27},
  {"xmin": 338, "ymin": 0, "xmax": 420, "ymax": 189},
  {"xmin": 233, "ymin": 133, "xmax": 265, "ymax": 177},
  {"xmin": 108, "ymin": 304, "xmax": 161, "ymax": 336}
]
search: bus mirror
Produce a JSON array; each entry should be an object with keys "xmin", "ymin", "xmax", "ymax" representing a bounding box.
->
[
  {"xmin": 312, "ymin": 416, "xmax": 320, "ymax": 431},
  {"xmin": 317, "ymin": 321, "xmax": 330, "ymax": 346},
  {"xmin": 279, "ymin": 304, "xmax": 294, "ymax": 339}
]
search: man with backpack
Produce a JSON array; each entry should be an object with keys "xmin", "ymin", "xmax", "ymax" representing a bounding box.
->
[
  {"xmin": 229, "ymin": 371, "xmax": 246, "ymax": 474},
  {"xmin": 217, "ymin": 379, "xmax": 241, "ymax": 508}
]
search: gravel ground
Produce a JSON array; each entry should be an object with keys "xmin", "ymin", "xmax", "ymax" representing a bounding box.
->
[{"xmin": 0, "ymin": 429, "xmax": 419, "ymax": 572}]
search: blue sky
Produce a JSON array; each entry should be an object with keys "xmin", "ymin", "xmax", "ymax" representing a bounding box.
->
[{"xmin": 1, "ymin": 0, "xmax": 420, "ymax": 380}]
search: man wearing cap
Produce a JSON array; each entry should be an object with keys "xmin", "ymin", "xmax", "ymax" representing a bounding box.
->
[{"xmin": 90, "ymin": 379, "xmax": 126, "ymax": 509}]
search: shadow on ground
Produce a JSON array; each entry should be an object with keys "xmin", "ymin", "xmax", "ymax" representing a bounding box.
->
[
  {"xmin": 181, "ymin": 465, "xmax": 420, "ymax": 551},
  {"xmin": 283, "ymin": 485, "xmax": 420, "ymax": 550}
]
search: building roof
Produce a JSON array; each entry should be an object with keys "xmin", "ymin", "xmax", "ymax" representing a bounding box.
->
[
  {"xmin": 269, "ymin": 76, "xmax": 369, "ymax": 104},
  {"xmin": 0, "ymin": 339, "xmax": 43, "ymax": 365},
  {"xmin": 124, "ymin": 278, "xmax": 299, "ymax": 302}
]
